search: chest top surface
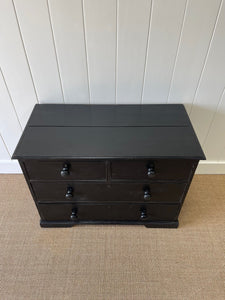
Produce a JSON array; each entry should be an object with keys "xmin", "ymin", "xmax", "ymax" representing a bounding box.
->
[{"xmin": 12, "ymin": 104, "xmax": 205, "ymax": 160}]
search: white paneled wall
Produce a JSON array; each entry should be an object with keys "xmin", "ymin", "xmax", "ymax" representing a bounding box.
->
[
  {"xmin": 84, "ymin": 0, "xmax": 116, "ymax": 103},
  {"xmin": 48, "ymin": 0, "xmax": 89, "ymax": 103},
  {"xmin": 0, "ymin": 0, "xmax": 38, "ymax": 128},
  {"xmin": 0, "ymin": 0, "xmax": 225, "ymax": 173},
  {"xmin": 168, "ymin": 0, "xmax": 221, "ymax": 112},
  {"xmin": 143, "ymin": 0, "xmax": 187, "ymax": 103},
  {"xmin": 117, "ymin": 0, "xmax": 151, "ymax": 103}
]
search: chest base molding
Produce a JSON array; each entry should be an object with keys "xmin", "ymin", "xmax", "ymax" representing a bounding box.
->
[{"xmin": 40, "ymin": 219, "xmax": 179, "ymax": 228}]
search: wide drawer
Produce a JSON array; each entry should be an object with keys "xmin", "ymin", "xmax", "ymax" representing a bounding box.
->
[
  {"xmin": 32, "ymin": 182, "xmax": 186, "ymax": 203},
  {"xmin": 24, "ymin": 160, "xmax": 106, "ymax": 180},
  {"xmin": 111, "ymin": 159, "xmax": 195, "ymax": 180},
  {"xmin": 38, "ymin": 203, "xmax": 179, "ymax": 222}
]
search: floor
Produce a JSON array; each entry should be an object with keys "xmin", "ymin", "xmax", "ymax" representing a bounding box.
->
[{"xmin": 0, "ymin": 175, "xmax": 224, "ymax": 300}]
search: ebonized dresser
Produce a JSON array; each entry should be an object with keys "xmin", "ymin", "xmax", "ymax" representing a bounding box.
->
[{"xmin": 12, "ymin": 104, "xmax": 205, "ymax": 228}]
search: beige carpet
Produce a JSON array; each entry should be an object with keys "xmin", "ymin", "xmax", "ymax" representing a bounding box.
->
[{"xmin": 0, "ymin": 175, "xmax": 224, "ymax": 300}]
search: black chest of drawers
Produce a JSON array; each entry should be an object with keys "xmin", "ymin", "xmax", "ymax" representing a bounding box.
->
[{"xmin": 12, "ymin": 104, "xmax": 205, "ymax": 228}]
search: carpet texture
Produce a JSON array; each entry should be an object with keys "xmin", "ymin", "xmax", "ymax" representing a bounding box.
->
[{"xmin": 0, "ymin": 174, "xmax": 224, "ymax": 300}]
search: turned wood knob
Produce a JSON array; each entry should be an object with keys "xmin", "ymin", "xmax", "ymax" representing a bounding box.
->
[
  {"xmin": 140, "ymin": 208, "xmax": 147, "ymax": 220},
  {"xmin": 65, "ymin": 186, "xmax": 73, "ymax": 199},
  {"xmin": 147, "ymin": 164, "xmax": 155, "ymax": 177},
  {"xmin": 70, "ymin": 209, "xmax": 77, "ymax": 221},
  {"xmin": 60, "ymin": 163, "xmax": 70, "ymax": 177},
  {"xmin": 143, "ymin": 189, "xmax": 151, "ymax": 201}
]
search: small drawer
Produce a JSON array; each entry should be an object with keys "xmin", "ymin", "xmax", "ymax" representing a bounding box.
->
[
  {"xmin": 37, "ymin": 203, "xmax": 179, "ymax": 222},
  {"xmin": 111, "ymin": 159, "xmax": 195, "ymax": 181},
  {"xmin": 32, "ymin": 182, "xmax": 186, "ymax": 203},
  {"xmin": 24, "ymin": 160, "xmax": 106, "ymax": 180}
]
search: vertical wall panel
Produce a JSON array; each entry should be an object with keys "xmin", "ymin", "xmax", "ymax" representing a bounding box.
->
[
  {"xmin": 0, "ymin": 136, "xmax": 10, "ymax": 160},
  {"xmin": 0, "ymin": 0, "xmax": 37, "ymax": 128},
  {"xmin": 0, "ymin": 71, "xmax": 22, "ymax": 155},
  {"xmin": 83, "ymin": 0, "xmax": 116, "ymax": 103},
  {"xmin": 168, "ymin": 0, "xmax": 221, "ymax": 113},
  {"xmin": 142, "ymin": 0, "xmax": 186, "ymax": 103},
  {"xmin": 48, "ymin": 0, "xmax": 89, "ymax": 103},
  {"xmin": 14, "ymin": 0, "xmax": 64, "ymax": 103},
  {"xmin": 0, "ymin": 0, "xmax": 225, "ymax": 171},
  {"xmin": 189, "ymin": 1, "xmax": 225, "ymax": 145},
  {"xmin": 116, "ymin": 0, "xmax": 151, "ymax": 104},
  {"xmin": 220, "ymin": 145, "xmax": 225, "ymax": 161},
  {"xmin": 203, "ymin": 89, "xmax": 225, "ymax": 160}
]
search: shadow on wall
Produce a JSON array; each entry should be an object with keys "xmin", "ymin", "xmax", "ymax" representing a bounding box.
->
[{"xmin": 183, "ymin": 103, "xmax": 225, "ymax": 161}]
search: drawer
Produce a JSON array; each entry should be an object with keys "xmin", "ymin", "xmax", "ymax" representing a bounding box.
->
[
  {"xmin": 111, "ymin": 159, "xmax": 195, "ymax": 181},
  {"xmin": 24, "ymin": 160, "xmax": 106, "ymax": 180},
  {"xmin": 32, "ymin": 182, "xmax": 186, "ymax": 203},
  {"xmin": 38, "ymin": 203, "xmax": 179, "ymax": 222}
]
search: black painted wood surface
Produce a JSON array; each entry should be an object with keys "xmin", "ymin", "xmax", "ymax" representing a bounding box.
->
[
  {"xmin": 13, "ymin": 104, "xmax": 205, "ymax": 160},
  {"xmin": 24, "ymin": 160, "xmax": 106, "ymax": 180},
  {"xmin": 12, "ymin": 104, "xmax": 205, "ymax": 228},
  {"xmin": 31, "ymin": 182, "xmax": 186, "ymax": 203},
  {"xmin": 27, "ymin": 104, "xmax": 191, "ymax": 127},
  {"xmin": 38, "ymin": 202, "xmax": 179, "ymax": 222},
  {"xmin": 14, "ymin": 126, "xmax": 205, "ymax": 159},
  {"xmin": 111, "ymin": 159, "xmax": 195, "ymax": 180}
]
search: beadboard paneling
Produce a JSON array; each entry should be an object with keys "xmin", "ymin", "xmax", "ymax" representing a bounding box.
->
[
  {"xmin": 0, "ymin": 0, "xmax": 225, "ymax": 172},
  {"xmin": 142, "ymin": 0, "xmax": 186, "ymax": 103},
  {"xmin": 189, "ymin": 0, "xmax": 225, "ymax": 145},
  {"xmin": 0, "ymin": 0, "xmax": 37, "ymax": 128},
  {"xmin": 203, "ymin": 88, "xmax": 225, "ymax": 160},
  {"xmin": 83, "ymin": 0, "xmax": 116, "ymax": 103},
  {"xmin": 116, "ymin": 0, "xmax": 151, "ymax": 103},
  {"xmin": 168, "ymin": 0, "xmax": 221, "ymax": 113},
  {"xmin": 48, "ymin": 0, "xmax": 89, "ymax": 103},
  {"xmin": 0, "ymin": 135, "xmax": 10, "ymax": 160},
  {"xmin": 13, "ymin": 0, "xmax": 64, "ymax": 103},
  {"xmin": 0, "ymin": 70, "xmax": 22, "ymax": 155}
]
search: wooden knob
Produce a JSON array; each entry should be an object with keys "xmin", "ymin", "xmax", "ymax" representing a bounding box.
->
[
  {"xmin": 144, "ymin": 190, "xmax": 151, "ymax": 201},
  {"xmin": 61, "ymin": 163, "xmax": 70, "ymax": 177},
  {"xmin": 147, "ymin": 164, "xmax": 155, "ymax": 177},
  {"xmin": 70, "ymin": 209, "xmax": 77, "ymax": 221},
  {"xmin": 140, "ymin": 208, "xmax": 147, "ymax": 220},
  {"xmin": 65, "ymin": 186, "xmax": 73, "ymax": 199}
]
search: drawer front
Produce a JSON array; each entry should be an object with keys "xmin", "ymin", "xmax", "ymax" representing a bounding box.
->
[
  {"xmin": 38, "ymin": 203, "xmax": 179, "ymax": 222},
  {"xmin": 32, "ymin": 182, "xmax": 186, "ymax": 203},
  {"xmin": 111, "ymin": 159, "xmax": 195, "ymax": 180},
  {"xmin": 24, "ymin": 160, "xmax": 106, "ymax": 180}
]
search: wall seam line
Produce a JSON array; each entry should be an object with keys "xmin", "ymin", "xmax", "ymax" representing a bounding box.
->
[
  {"xmin": 81, "ymin": 0, "xmax": 91, "ymax": 104},
  {"xmin": 167, "ymin": 0, "xmax": 189, "ymax": 104},
  {"xmin": 0, "ymin": 67, "xmax": 23, "ymax": 131},
  {"xmin": 115, "ymin": 0, "xmax": 118, "ymax": 104},
  {"xmin": 46, "ymin": 0, "xmax": 65, "ymax": 103},
  {"xmin": 11, "ymin": 0, "xmax": 39, "ymax": 104},
  {"xmin": 0, "ymin": 133, "xmax": 11, "ymax": 158},
  {"xmin": 189, "ymin": 0, "xmax": 223, "ymax": 115},
  {"xmin": 140, "ymin": 0, "xmax": 153, "ymax": 104},
  {"xmin": 202, "ymin": 87, "xmax": 225, "ymax": 148}
]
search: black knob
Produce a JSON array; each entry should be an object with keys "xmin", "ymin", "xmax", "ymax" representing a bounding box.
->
[
  {"xmin": 147, "ymin": 165, "xmax": 155, "ymax": 177},
  {"xmin": 70, "ymin": 209, "xmax": 77, "ymax": 221},
  {"xmin": 61, "ymin": 163, "xmax": 70, "ymax": 177},
  {"xmin": 140, "ymin": 208, "xmax": 147, "ymax": 220},
  {"xmin": 65, "ymin": 187, "xmax": 73, "ymax": 199},
  {"xmin": 144, "ymin": 190, "xmax": 151, "ymax": 201}
]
